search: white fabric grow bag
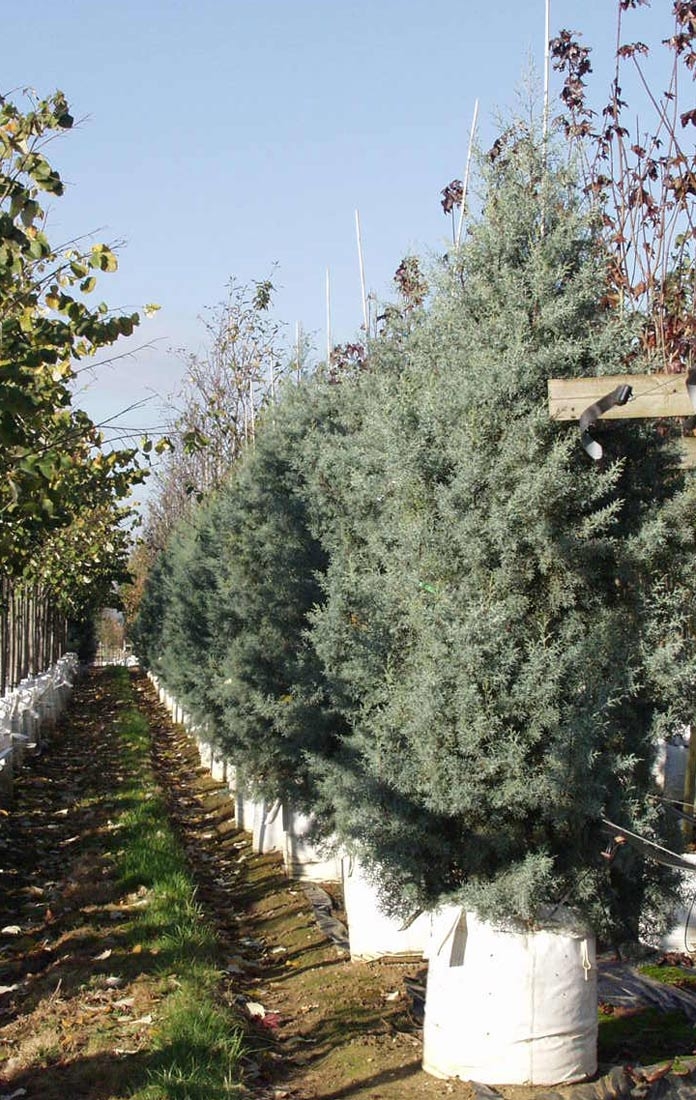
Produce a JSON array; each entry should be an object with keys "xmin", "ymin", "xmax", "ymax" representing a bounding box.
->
[
  {"xmin": 422, "ymin": 907, "xmax": 597, "ymax": 1085},
  {"xmin": 660, "ymin": 852, "xmax": 696, "ymax": 953},
  {"xmin": 252, "ymin": 799, "xmax": 286, "ymax": 854},
  {"xmin": 234, "ymin": 783, "xmax": 258, "ymax": 834},
  {"xmin": 654, "ymin": 727, "xmax": 690, "ymax": 805},
  {"xmin": 0, "ymin": 654, "xmax": 78, "ymax": 804},
  {"xmin": 193, "ymin": 732, "xmax": 213, "ymax": 771},
  {"xmin": 210, "ymin": 747, "xmax": 228, "ymax": 783},
  {"xmin": 342, "ymin": 856, "xmax": 432, "ymax": 961},
  {"xmin": 283, "ymin": 811, "xmax": 342, "ymax": 882},
  {"xmin": 0, "ymin": 739, "xmax": 14, "ymax": 804}
]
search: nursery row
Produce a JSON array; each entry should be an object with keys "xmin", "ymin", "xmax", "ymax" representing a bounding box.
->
[
  {"xmin": 131, "ymin": 131, "xmax": 696, "ymax": 1086},
  {"xmin": 133, "ymin": 130, "xmax": 696, "ymax": 948},
  {"xmin": 150, "ymin": 669, "xmax": 601, "ymax": 1086}
]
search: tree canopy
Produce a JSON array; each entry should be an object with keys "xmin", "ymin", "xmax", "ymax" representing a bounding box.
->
[{"xmin": 0, "ymin": 88, "xmax": 149, "ymax": 620}]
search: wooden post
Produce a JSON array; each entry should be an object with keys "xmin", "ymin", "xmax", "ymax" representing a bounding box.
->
[
  {"xmin": 543, "ymin": 0, "xmax": 551, "ymax": 144},
  {"xmin": 548, "ymin": 374, "xmax": 694, "ymax": 421}
]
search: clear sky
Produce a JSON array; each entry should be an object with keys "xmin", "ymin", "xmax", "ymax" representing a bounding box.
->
[{"xmin": 1, "ymin": 1, "xmax": 685, "ymax": 454}]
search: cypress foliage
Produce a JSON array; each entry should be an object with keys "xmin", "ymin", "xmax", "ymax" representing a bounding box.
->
[
  {"xmin": 157, "ymin": 497, "xmax": 237, "ymax": 729},
  {"xmin": 204, "ymin": 379, "xmax": 347, "ymax": 809},
  {"xmin": 305, "ymin": 126, "xmax": 696, "ymax": 940},
  {"xmin": 130, "ymin": 542, "xmax": 174, "ymax": 675},
  {"xmin": 132, "ymin": 124, "xmax": 696, "ymax": 944},
  {"xmin": 131, "ymin": 493, "xmax": 237, "ymax": 736}
]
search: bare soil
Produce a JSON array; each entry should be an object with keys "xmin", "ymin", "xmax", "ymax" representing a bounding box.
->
[{"xmin": 0, "ymin": 670, "xmax": 167, "ymax": 1098}]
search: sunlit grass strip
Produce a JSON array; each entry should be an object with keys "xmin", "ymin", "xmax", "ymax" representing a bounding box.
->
[{"xmin": 105, "ymin": 667, "xmax": 246, "ymax": 1100}]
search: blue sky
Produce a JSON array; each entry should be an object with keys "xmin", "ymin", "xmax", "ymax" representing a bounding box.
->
[{"xmin": 2, "ymin": 1, "xmax": 685, "ymax": 454}]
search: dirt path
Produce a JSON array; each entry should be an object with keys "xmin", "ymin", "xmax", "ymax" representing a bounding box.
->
[
  {"xmin": 2, "ymin": 668, "xmax": 696, "ymax": 1100},
  {"xmin": 0, "ymin": 669, "xmax": 158, "ymax": 1097}
]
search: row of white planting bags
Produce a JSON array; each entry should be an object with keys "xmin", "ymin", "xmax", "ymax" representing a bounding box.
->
[
  {"xmin": 0, "ymin": 652, "xmax": 79, "ymax": 806},
  {"xmin": 146, "ymin": 671, "xmax": 343, "ymax": 886},
  {"xmin": 147, "ymin": 671, "xmax": 598, "ymax": 1087}
]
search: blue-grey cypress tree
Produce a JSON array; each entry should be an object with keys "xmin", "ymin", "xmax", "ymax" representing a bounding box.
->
[
  {"xmin": 305, "ymin": 125, "xmax": 696, "ymax": 942},
  {"xmin": 206, "ymin": 378, "xmax": 348, "ymax": 809}
]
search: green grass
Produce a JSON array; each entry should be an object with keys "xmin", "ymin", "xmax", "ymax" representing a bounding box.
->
[
  {"xmin": 598, "ymin": 1007, "xmax": 696, "ymax": 1067},
  {"xmin": 136, "ymin": 998, "xmax": 246, "ymax": 1100},
  {"xmin": 638, "ymin": 964, "xmax": 696, "ymax": 990},
  {"xmin": 102, "ymin": 668, "xmax": 247, "ymax": 1099},
  {"xmin": 594, "ymin": 962, "xmax": 696, "ymax": 1072}
]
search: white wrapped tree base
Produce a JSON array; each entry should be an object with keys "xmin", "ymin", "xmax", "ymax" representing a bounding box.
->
[
  {"xmin": 423, "ymin": 908, "xmax": 597, "ymax": 1085},
  {"xmin": 252, "ymin": 799, "xmax": 286, "ymax": 854},
  {"xmin": 210, "ymin": 747, "xmax": 228, "ymax": 783},
  {"xmin": 342, "ymin": 856, "xmax": 432, "ymax": 961},
  {"xmin": 283, "ymin": 811, "xmax": 342, "ymax": 882},
  {"xmin": 0, "ymin": 653, "xmax": 78, "ymax": 806},
  {"xmin": 235, "ymin": 781, "xmax": 258, "ymax": 834},
  {"xmin": 660, "ymin": 853, "xmax": 696, "ymax": 953},
  {"xmin": 0, "ymin": 743, "xmax": 13, "ymax": 804},
  {"xmin": 653, "ymin": 727, "xmax": 690, "ymax": 805},
  {"xmin": 198, "ymin": 737, "xmax": 213, "ymax": 771}
]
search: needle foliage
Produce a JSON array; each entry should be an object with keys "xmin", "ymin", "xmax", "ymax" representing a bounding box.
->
[{"xmin": 134, "ymin": 125, "xmax": 696, "ymax": 943}]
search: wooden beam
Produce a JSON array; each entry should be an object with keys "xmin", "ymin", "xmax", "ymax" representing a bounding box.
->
[
  {"xmin": 548, "ymin": 374, "xmax": 696, "ymax": 467},
  {"xmin": 548, "ymin": 374, "xmax": 693, "ymax": 422}
]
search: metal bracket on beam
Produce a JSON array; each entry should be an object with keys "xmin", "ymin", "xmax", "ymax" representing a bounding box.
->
[{"xmin": 579, "ymin": 384, "xmax": 633, "ymax": 461}]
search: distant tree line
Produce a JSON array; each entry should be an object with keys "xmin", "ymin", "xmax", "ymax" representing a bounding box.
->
[{"xmin": 0, "ymin": 89, "xmax": 154, "ymax": 686}]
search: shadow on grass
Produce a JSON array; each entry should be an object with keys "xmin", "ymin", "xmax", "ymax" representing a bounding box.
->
[{"xmin": 0, "ymin": 1044, "xmax": 155, "ymax": 1100}]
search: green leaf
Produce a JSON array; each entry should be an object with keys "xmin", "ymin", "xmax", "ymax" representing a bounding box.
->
[
  {"xmin": 20, "ymin": 199, "xmax": 39, "ymax": 227},
  {"xmin": 90, "ymin": 244, "xmax": 118, "ymax": 273},
  {"xmin": 28, "ymin": 237, "xmax": 48, "ymax": 259}
]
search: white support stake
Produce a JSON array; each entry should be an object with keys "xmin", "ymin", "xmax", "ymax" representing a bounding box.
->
[
  {"xmin": 326, "ymin": 268, "xmax": 332, "ymax": 365},
  {"xmin": 543, "ymin": 0, "xmax": 551, "ymax": 143},
  {"xmin": 268, "ymin": 356, "xmax": 276, "ymax": 406},
  {"xmin": 456, "ymin": 99, "xmax": 479, "ymax": 249},
  {"xmin": 249, "ymin": 376, "xmax": 256, "ymax": 441},
  {"xmin": 355, "ymin": 209, "xmax": 369, "ymax": 334}
]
